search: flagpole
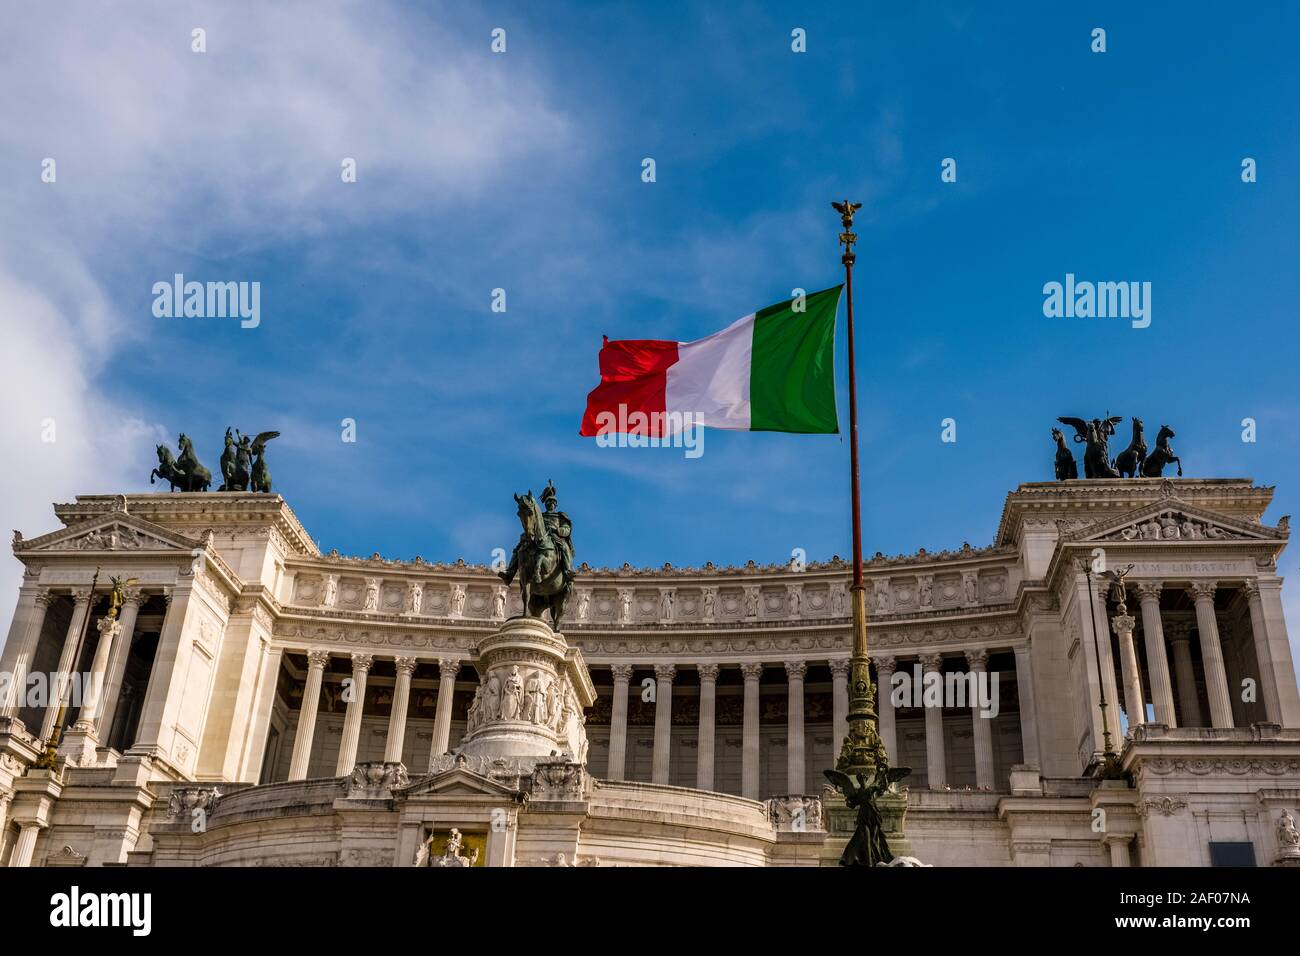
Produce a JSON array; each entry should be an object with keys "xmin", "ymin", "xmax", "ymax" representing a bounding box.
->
[{"xmin": 831, "ymin": 199, "xmax": 887, "ymax": 778}]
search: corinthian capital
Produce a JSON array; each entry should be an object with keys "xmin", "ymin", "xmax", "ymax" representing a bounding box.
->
[
  {"xmin": 653, "ymin": 663, "xmax": 676, "ymax": 683},
  {"xmin": 609, "ymin": 663, "xmax": 635, "ymax": 683},
  {"xmin": 696, "ymin": 663, "xmax": 721, "ymax": 683},
  {"xmin": 1134, "ymin": 581, "xmax": 1162, "ymax": 602},
  {"xmin": 919, "ymin": 653, "xmax": 944, "ymax": 673}
]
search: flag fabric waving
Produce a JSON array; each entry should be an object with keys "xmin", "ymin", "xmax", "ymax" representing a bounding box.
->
[{"xmin": 579, "ymin": 285, "xmax": 842, "ymax": 437}]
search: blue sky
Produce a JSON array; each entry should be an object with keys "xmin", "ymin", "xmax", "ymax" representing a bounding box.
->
[{"xmin": 2, "ymin": 2, "xmax": 1299, "ymax": 599}]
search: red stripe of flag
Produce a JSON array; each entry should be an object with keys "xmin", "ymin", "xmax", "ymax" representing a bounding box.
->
[{"xmin": 579, "ymin": 336, "xmax": 679, "ymax": 436}]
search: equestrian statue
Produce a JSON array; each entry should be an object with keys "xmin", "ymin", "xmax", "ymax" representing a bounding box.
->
[
  {"xmin": 499, "ymin": 480, "xmax": 576, "ymax": 629},
  {"xmin": 1053, "ymin": 415, "xmax": 1183, "ymax": 479},
  {"xmin": 150, "ymin": 433, "xmax": 212, "ymax": 492}
]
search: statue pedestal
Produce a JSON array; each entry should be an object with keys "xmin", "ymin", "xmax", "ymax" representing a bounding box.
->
[
  {"xmin": 57, "ymin": 722, "xmax": 103, "ymax": 768},
  {"xmin": 822, "ymin": 786, "xmax": 913, "ymax": 866},
  {"xmin": 458, "ymin": 616, "xmax": 597, "ymax": 761}
]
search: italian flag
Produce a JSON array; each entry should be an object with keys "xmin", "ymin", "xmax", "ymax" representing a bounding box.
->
[{"xmin": 579, "ymin": 286, "xmax": 842, "ymax": 436}]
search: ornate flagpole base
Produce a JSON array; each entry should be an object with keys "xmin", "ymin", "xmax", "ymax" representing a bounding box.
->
[{"xmin": 825, "ymin": 585, "xmax": 912, "ymax": 866}]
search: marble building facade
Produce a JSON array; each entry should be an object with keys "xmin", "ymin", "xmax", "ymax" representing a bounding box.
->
[{"xmin": 1, "ymin": 477, "xmax": 1299, "ymax": 867}]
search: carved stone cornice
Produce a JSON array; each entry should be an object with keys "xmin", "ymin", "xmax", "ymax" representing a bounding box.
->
[
  {"xmin": 1145, "ymin": 757, "xmax": 1300, "ymax": 777},
  {"xmin": 1135, "ymin": 796, "xmax": 1187, "ymax": 818}
]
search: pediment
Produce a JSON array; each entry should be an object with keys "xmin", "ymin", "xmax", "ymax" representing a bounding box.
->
[
  {"xmin": 1064, "ymin": 498, "xmax": 1286, "ymax": 545},
  {"xmin": 397, "ymin": 767, "xmax": 521, "ymax": 800},
  {"xmin": 14, "ymin": 508, "xmax": 201, "ymax": 555}
]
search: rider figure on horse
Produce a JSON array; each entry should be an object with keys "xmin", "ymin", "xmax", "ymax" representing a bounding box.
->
[{"xmin": 501, "ymin": 480, "xmax": 575, "ymax": 586}]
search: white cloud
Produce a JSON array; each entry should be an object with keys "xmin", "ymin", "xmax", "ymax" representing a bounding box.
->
[{"xmin": 0, "ymin": 2, "xmax": 571, "ymax": 621}]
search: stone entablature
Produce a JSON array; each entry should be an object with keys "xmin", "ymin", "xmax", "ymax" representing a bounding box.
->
[
  {"xmin": 47, "ymin": 493, "xmax": 318, "ymax": 558},
  {"xmin": 996, "ymin": 478, "xmax": 1280, "ymax": 548},
  {"xmin": 281, "ymin": 563, "xmax": 1018, "ymax": 626}
]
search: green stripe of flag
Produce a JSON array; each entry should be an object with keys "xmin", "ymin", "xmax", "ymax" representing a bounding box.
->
[{"xmin": 749, "ymin": 285, "xmax": 842, "ymax": 433}]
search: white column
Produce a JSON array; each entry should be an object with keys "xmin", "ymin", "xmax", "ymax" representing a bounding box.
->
[
  {"xmin": 288, "ymin": 649, "xmax": 330, "ymax": 781},
  {"xmin": 651, "ymin": 663, "xmax": 675, "ymax": 784},
  {"xmin": 1107, "ymin": 836, "xmax": 1132, "ymax": 868},
  {"xmin": 1012, "ymin": 645, "xmax": 1040, "ymax": 766},
  {"xmin": 76, "ymin": 615, "xmax": 122, "ymax": 730},
  {"xmin": 784, "ymin": 661, "xmax": 807, "ymax": 793},
  {"xmin": 429, "ymin": 659, "xmax": 460, "ymax": 762},
  {"xmin": 1247, "ymin": 579, "xmax": 1300, "ymax": 726},
  {"xmin": 1135, "ymin": 583, "xmax": 1176, "ymax": 726},
  {"xmin": 335, "ymin": 653, "xmax": 373, "ymax": 775},
  {"xmin": 0, "ymin": 792, "xmax": 10, "ymax": 861},
  {"xmin": 131, "ymin": 585, "xmax": 194, "ymax": 756},
  {"xmin": 8, "ymin": 822, "xmax": 40, "ymax": 868},
  {"xmin": 97, "ymin": 590, "xmax": 144, "ymax": 738},
  {"xmin": 1166, "ymin": 622, "xmax": 1204, "ymax": 727},
  {"xmin": 740, "ymin": 662, "xmax": 762, "ymax": 799},
  {"xmin": 41, "ymin": 588, "xmax": 96, "ymax": 740},
  {"xmin": 874, "ymin": 656, "xmax": 898, "ymax": 763},
  {"xmin": 920, "ymin": 653, "xmax": 947, "ymax": 789},
  {"xmin": 1242, "ymin": 582, "xmax": 1282, "ymax": 724},
  {"xmin": 1111, "ymin": 609, "xmax": 1145, "ymax": 733},
  {"xmin": 606, "ymin": 664, "xmax": 633, "ymax": 780},
  {"xmin": 695, "ymin": 663, "xmax": 719, "ymax": 791},
  {"xmin": 384, "ymin": 657, "xmax": 417, "ymax": 763},
  {"xmin": 1088, "ymin": 581, "xmax": 1123, "ymax": 741},
  {"xmin": 829, "ymin": 658, "xmax": 851, "ymax": 755},
  {"xmin": 1190, "ymin": 583, "xmax": 1233, "ymax": 728},
  {"xmin": 239, "ymin": 641, "xmax": 284, "ymax": 783},
  {"xmin": 1, "ymin": 588, "xmax": 53, "ymax": 717},
  {"xmin": 965, "ymin": 649, "xmax": 994, "ymax": 790}
]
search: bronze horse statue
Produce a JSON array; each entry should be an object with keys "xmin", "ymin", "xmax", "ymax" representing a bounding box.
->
[
  {"xmin": 500, "ymin": 491, "xmax": 569, "ymax": 628},
  {"xmin": 1141, "ymin": 424, "xmax": 1182, "ymax": 477},
  {"xmin": 1113, "ymin": 417, "xmax": 1147, "ymax": 478},
  {"xmin": 1051, "ymin": 428, "xmax": 1078, "ymax": 480},
  {"xmin": 150, "ymin": 434, "xmax": 212, "ymax": 492}
]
